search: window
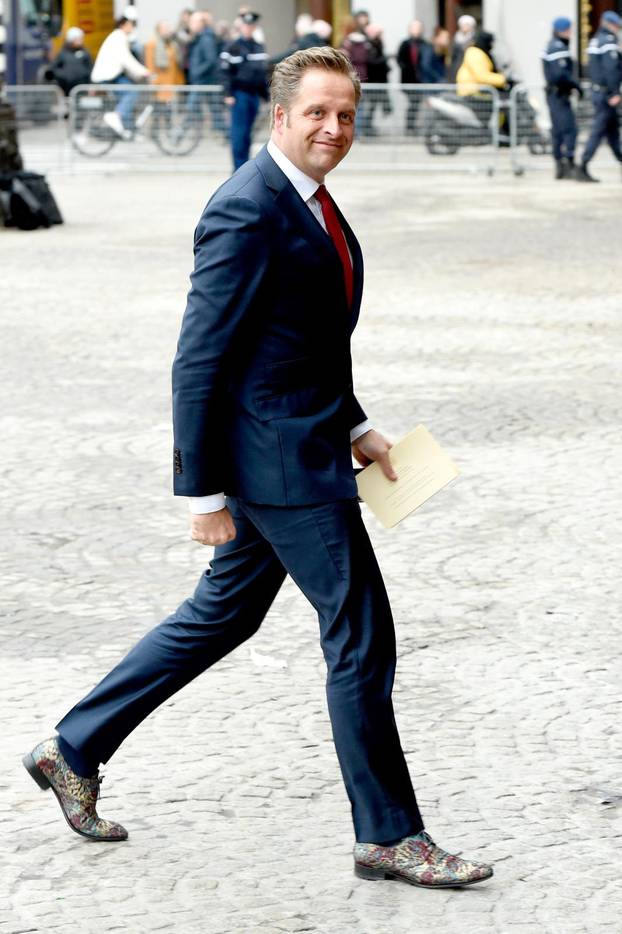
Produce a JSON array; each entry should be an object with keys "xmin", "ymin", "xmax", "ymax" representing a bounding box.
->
[{"xmin": 20, "ymin": 0, "xmax": 63, "ymax": 37}]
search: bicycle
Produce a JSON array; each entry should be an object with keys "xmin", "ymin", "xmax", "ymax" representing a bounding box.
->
[{"xmin": 69, "ymin": 85, "xmax": 203, "ymax": 158}]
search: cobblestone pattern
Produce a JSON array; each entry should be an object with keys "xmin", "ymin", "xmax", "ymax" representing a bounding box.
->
[{"xmin": 1, "ymin": 170, "xmax": 621, "ymax": 934}]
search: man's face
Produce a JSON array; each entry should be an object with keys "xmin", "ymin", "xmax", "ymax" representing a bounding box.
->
[
  {"xmin": 239, "ymin": 22, "xmax": 255, "ymax": 38},
  {"xmin": 272, "ymin": 68, "xmax": 356, "ymax": 182},
  {"xmin": 409, "ymin": 20, "xmax": 423, "ymax": 39},
  {"xmin": 189, "ymin": 13, "xmax": 205, "ymax": 34}
]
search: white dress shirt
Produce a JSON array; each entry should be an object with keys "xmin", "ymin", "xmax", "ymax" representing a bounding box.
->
[{"xmin": 189, "ymin": 139, "xmax": 372, "ymax": 515}]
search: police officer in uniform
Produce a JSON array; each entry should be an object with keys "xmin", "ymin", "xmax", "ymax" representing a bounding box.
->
[
  {"xmin": 578, "ymin": 10, "xmax": 622, "ymax": 182},
  {"xmin": 221, "ymin": 11, "xmax": 268, "ymax": 171},
  {"xmin": 542, "ymin": 17, "xmax": 582, "ymax": 179}
]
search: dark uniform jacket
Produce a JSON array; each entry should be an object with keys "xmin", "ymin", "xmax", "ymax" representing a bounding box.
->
[
  {"xmin": 220, "ymin": 37, "xmax": 268, "ymax": 98},
  {"xmin": 587, "ymin": 26, "xmax": 622, "ymax": 95},
  {"xmin": 171, "ymin": 146, "xmax": 366, "ymax": 505},
  {"xmin": 49, "ymin": 45, "xmax": 93, "ymax": 96},
  {"xmin": 541, "ymin": 35, "xmax": 580, "ymax": 95}
]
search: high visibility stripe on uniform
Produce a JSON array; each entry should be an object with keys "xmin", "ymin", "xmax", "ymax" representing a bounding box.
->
[
  {"xmin": 220, "ymin": 52, "xmax": 244, "ymax": 64},
  {"xmin": 588, "ymin": 42, "xmax": 619, "ymax": 55},
  {"xmin": 246, "ymin": 52, "xmax": 268, "ymax": 60},
  {"xmin": 542, "ymin": 49, "xmax": 572, "ymax": 62}
]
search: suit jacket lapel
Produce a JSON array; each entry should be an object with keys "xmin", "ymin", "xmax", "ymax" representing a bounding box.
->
[
  {"xmin": 256, "ymin": 146, "xmax": 364, "ymax": 325},
  {"xmin": 256, "ymin": 145, "xmax": 335, "ymax": 265}
]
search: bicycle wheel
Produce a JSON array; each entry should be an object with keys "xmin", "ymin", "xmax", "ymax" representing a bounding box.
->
[
  {"xmin": 71, "ymin": 97, "xmax": 116, "ymax": 157},
  {"xmin": 424, "ymin": 129, "xmax": 459, "ymax": 155},
  {"xmin": 153, "ymin": 104, "xmax": 202, "ymax": 156}
]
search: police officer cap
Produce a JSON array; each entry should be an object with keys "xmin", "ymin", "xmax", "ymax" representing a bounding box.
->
[
  {"xmin": 602, "ymin": 10, "xmax": 622, "ymax": 26},
  {"xmin": 552, "ymin": 16, "xmax": 572, "ymax": 32},
  {"xmin": 241, "ymin": 11, "xmax": 260, "ymax": 24}
]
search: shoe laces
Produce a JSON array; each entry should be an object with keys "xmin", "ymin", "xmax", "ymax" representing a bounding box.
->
[{"xmin": 406, "ymin": 831, "xmax": 442, "ymax": 860}]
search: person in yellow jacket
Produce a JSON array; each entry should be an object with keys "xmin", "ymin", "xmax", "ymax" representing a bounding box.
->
[{"xmin": 456, "ymin": 30, "xmax": 506, "ymax": 97}]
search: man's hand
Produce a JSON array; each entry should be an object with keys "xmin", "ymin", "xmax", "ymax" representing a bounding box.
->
[
  {"xmin": 224, "ymin": 96, "xmax": 236, "ymax": 106},
  {"xmin": 608, "ymin": 94, "xmax": 621, "ymax": 107},
  {"xmin": 190, "ymin": 507, "xmax": 237, "ymax": 546},
  {"xmin": 351, "ymin": 429, "xmax": 397, "ymax": 481}
]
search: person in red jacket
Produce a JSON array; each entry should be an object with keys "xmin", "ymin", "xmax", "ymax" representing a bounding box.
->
[{"xmin": 397, "ymin": 20, "xmax": 431, "ymax": 135}]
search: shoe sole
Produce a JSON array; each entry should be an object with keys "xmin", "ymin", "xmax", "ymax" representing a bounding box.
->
[
  {"xmin": 22, "ymin": 752, "xmax": 127, "ymax": 843},
  {"xmin": 354, "ymin": 861, "xmax": 493, "ymax": 888}
]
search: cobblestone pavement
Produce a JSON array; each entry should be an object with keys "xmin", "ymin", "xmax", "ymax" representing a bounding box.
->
[{"xmin": 1, "ymin": 166, "xmax": 621, "ymax": 934}]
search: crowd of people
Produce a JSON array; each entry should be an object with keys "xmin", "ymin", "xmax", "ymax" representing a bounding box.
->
[
  {"xmin": 45, "ymin": 5, "xmax": 622, "ymax": 178},
  {"xmin": 45, "ymin": 6, "xmax": 497, "ymax": 161}
]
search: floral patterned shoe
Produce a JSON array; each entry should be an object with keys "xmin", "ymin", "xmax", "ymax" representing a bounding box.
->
[
  {"xmin": 22, "ymin": 737, "xmax": 128, "ymax": 842},
  {"xmin": 354, "ymin": 831, "xmax": 493, "ymax": 888}
]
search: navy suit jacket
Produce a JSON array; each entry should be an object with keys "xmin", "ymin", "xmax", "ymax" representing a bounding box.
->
[{"xmin": 171, "ymin": 145, "xmax": 367, "ymax": 506}]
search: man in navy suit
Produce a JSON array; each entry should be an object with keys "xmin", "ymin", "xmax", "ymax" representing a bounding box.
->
[{"xmin": 24, "ymin": 47, "xmax": 492, "ymax": 888}]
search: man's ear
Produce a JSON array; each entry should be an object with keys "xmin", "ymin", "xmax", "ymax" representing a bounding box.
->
[{"xmin": 273, "ymin": 104, "xmax": 286, "ymax": 133}]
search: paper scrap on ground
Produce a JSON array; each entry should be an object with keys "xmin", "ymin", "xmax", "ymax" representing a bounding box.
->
[{"xmin": 356, "ymin": 425, "xmax": 459, "ymax": 529}]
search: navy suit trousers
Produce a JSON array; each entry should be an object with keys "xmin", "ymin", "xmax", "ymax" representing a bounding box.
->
[{"xmin": 56, "ymin": 497, "xmax": 423, "ymax": 843}]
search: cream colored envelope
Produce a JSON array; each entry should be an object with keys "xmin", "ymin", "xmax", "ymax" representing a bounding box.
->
[{"xmin": 355, "ymin": 425, "xmax": 459, "ymax": 529}]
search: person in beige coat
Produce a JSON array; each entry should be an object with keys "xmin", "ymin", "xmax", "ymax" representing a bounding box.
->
[{"xmin": 144, "ymin": 22, "xmax": 185, "ymax": 103}]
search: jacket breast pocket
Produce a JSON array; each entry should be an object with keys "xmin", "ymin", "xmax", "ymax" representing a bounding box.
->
[
  {"xmin": 254, "ymin": 357, "xmax": 316, "ymax": 420},
  {"xmin": 255, "ymin": 385, "xmax": 323, "ymax": 421},
  {"xmin": 253, "ymin": 356, "xmax": 348, "ymax": 422}
]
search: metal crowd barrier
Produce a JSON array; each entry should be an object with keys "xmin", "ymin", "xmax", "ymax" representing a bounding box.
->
[
  {"xmin": 508, "ymin": 80, "xmax": 615, "ymax": 175},
  {"xmin": 5, "ymin": 82, "xmax": 504, "ymax": 175},
  {"xmin": 64, "ymin": 82, "xmax": 501, "ymax": 174},
  {"xmin": 3, "ymin": 85, "xmax": 66, "ymax": 172},
  {"xmin": 344, "ymin": 83, "xmax": 500, "ymax": 174},
  {"xmin": 67, "ymin": 83, "xmax": 232, "ymax": 172}
]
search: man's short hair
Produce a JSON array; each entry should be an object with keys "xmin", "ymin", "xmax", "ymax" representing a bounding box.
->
[{"xmin": 270, "ymin": 47, "xmax": 361, "ymax": 128}]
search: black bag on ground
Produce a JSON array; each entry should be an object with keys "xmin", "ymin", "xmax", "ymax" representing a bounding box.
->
[{"xmin": 0, "ymin": 171, "xmax": 63, "ymax": 230}]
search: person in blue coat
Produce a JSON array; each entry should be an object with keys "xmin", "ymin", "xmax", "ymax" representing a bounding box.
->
[
  {"xmin": 542, "ymin": 17, "xmax": 582, "ymax": 179},
  {"xmin": 420, "ymin": 27, "xmax": 450, "ymax": 84},
  {"xmin": 186, "ymin": 11, "xmax": 225, "ymax": 133},
  {"xmin": 578, "ymin": 11, "xmax": 622, "ymax": 182}
]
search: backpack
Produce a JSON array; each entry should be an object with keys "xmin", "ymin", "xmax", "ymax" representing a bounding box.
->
[{"xmin": 0, "ymin": 171, "xmax": 63, "ymax": 230}]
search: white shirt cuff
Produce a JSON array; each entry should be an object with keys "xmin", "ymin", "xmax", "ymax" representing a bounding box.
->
[
  {"xmin": 350, "ymin": 419, "xmax": 373, "ymax": 443},
  {"xmin": 189, "ymin": 493, "xmax": 226, "ymax": 514}
]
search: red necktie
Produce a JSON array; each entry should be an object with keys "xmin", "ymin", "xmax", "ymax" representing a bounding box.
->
[{"xmin": 315, "ymin": 184, "xmax": 354, "ymax": 308}]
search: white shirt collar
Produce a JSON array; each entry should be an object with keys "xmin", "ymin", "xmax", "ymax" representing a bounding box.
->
[{"xmin": 267, "ymin": 138, "xmax": 321, "ymax": 203}]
